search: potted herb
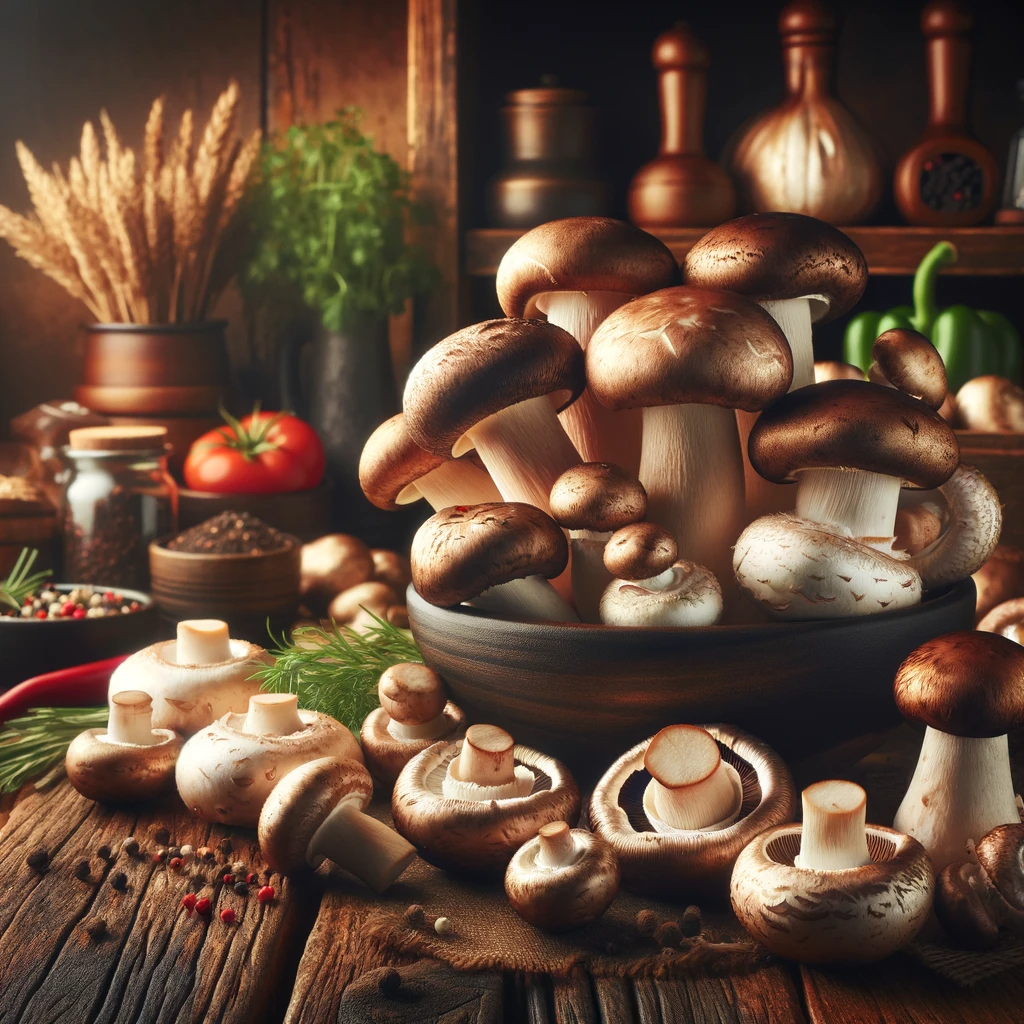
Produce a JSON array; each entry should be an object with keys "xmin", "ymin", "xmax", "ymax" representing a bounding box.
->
[{"xmin": 241, "ymin": 109, "xmax": 436, "ymax": 531}]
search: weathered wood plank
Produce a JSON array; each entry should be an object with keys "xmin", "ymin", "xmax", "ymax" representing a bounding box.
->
[
  {"xmin": 553, "ymin": 974, "xmax": 597, "ymax": 1024},
  {"xmin": 0, "ymin": 780, "xmax": 303, "ymax": 1024},
  {"xmin": 592, "ymin": 977, "xmax": 636, "ymax": 1024}
]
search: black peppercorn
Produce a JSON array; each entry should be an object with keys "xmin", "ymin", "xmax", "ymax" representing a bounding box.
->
[
  {"xmin": 153, "ymin": 827, "xmax": 170, "ymax": 846},
  {"xmin": 110, "ymin": 871, "xmax": 128, "ymax": 891},
  {"xmin": 96, "ymin": 844, "xmax": 112, "ymax": 861},
  {"xmin": 86, "ymin": 918, "xmax": 107, "ymax": 940},
  {"xmin": 26, "ymin": 848, "xmax": 50, "ymax": 873},
  {"xmin": 403, "ymin": 904, "xmax": 426, "ymax": 929},
  {"xmin": 74, "ymin": 860, "xmax": 91, "ymax": 882},
  {"xmin": 234, "ymin": 882, "xmax": 248, "ymax": 896},
  {"xmin": 217, "ymin": 837, "xmax": 232, "ymax": 856},
  {"xmin": 122, "ymin": 837, "xmax": 140, "ymax": 857},
  {"xmin": 681, "ymin": 905, "xmax": 702, "ymax": 937},
  {"xmin": 378, "ymin": 968, "xmax": 402, "ymax": 997},
  {"xmin": 654, "ymin": 921, "xmax": 683, "ymax": 949}
]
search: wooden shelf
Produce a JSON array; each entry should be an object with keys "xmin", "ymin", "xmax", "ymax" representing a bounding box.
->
[{"xmin": 465, "ymin": 225, "xmax": 1024, "ymax": 277}]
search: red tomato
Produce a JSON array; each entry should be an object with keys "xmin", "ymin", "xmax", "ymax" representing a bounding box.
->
[{"xmin": 184, "ymin": 410, "xmax": 326, "ymax": 494}]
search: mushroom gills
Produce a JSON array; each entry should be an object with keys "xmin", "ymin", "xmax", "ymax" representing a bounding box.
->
[
  {"xmin": 467, "ymin": 575, "xmax": 579, "ymax": 623},
  {"xmin": 397, "ymin": 458, "xmax": 501, "ymax": 509},
  {"xmin": 443, "ymin": 758, "xmax": 536, "ymax": 802},
  {"xmin": 795, "ymin": 779, "xmax": 871, "ymax": 870},
  {"xmin": 795, "ymin": 467, "xmax": 902, "ymax": 547}
]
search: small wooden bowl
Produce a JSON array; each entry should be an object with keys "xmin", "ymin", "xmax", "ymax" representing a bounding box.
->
[
  {"xmin": 407, "ymin": 580, "xmax": 976, "ymax": 780},
  {"xmin": 177, "ymin": 485, "xmax": 331, "ymax": 543},
  {"xmin": 149, "ymin": 537, "xmax": 301, "ymax": 645},
  {"xmin": 0, "ymin": 585, "xmax": 157, "ymax": 689}
]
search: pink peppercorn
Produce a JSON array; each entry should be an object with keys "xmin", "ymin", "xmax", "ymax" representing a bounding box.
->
[
  {"xmin": 222, "ymin": 873, "xmax": 234, "ymax": 885},
  {"xmin": 169, "ymin": 857, "xmax": 184, "ymax": 871},
  {"xmin": 35, "ymin": 610, "xmax": 47, "ymax": 620},
  {"xmin": 220, "ymin": 908, "xmax": 236, "ymax": 925},
  {"xmin": 181, "ymin": 893, "xmax": 197, "ymax": 913},
  {"xmin": 257, "ymin": 885, "xmax": 275, "ymax": 904},
  {"xmin": 72, "ymin": 608, "xmax": 86, "ymax": 620},
  {"xmin": 245, "ymin": 872, "xmax": 258, "ymax": 885},
  {"xmin": 60, "ymin": 601, "xmax": 76, "ymax": 617},
  {"xmin": 195, "ymin": 897, "xmax": 212, "ymax": 917}
]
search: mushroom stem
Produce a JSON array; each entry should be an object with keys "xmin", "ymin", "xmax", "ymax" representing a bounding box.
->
[
  {"xmin": 570, "ymin": 532, "xmax": 614, "ymax": 624},
  {"xmin": 176, "ymin": 619, "xmax": 232, "ymax": 666},
  {"xmin": 538, "ymin": 291, "xmax": 641, "ymax": 473},
  {"xmin": 388, "ymin": 713, "xmax": 450, "ymax": 741},
  {"xmin": 455, "ymin": 725, "xmax": 515, "ymax": 786},
  {"xmin": 106, "ymin": 691, "xmax": 160, "ymax": 746},
  {"xmin": 468, "ymin": 575, "xmax": 579, "ymax": 623},
  {"xmin": 245, "ymin": 693, "xmax": 304, "ymax": 736},
  {"xmin": 454, "ymin": 395, "xmax": 581, "ymax": 514},
  {"xmin": 535, "ymin": 820, "xmax": 577, "ymax": 869},
  {"xmin": 400, "ymin": 459, "xmax": 501, "ymax": 510},
  {"xmin": 796, "ymin": 780, "xmax": 871, "ymax": 871},
  {"xmin": 795, "ymin": 468, "xmax": 902, "ymax": 546},
  {"xmin": 639, "ymin": 403, "xmax": 742, "ymax": 587},
  {"xmin": 306, "ymin": 797, "xmax": 417, "ymax": 893}
]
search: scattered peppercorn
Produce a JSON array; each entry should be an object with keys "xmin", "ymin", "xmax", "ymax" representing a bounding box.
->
[
  {"xmin": 168, "ymin": 846, "xmax": 181, "ymax": 860},
  {"xmin": 110, "ymin": 871, "xmax": 128, "ymax": 891},
  {"xmin": 74, "ymin": 859, "xmax": 91, "ymax": 881},
  {"xmin": 96, "ymin": 844, "xmax": 112, "ymax": 861},
  {"xmin": 220, "ymin": 908, "xmax": 236, "ymax": 925},
  {"xmin": 169, "ymin": 857, "xmax": 184, "ymax": 872},
  {"xmin": 167, "ymin": 512, "xmax": 287, "ymax": 556},
  {"xmin": 26, "ymin": 848, "xmax": 50, "ymax": 873},
  {"xmin": 221, "ymin": 873, "xmax": 234, "ymax": 885},
  {"xmin": 181, "ymin": 893, "xmax": 197, "ymax": 913},
  {"xmin": 635, "ymin": 909, "xmax": 658, "ymax": 938},
  {"xmin": 195, "ymin": 897, "xmax": 212, "ymax": 917},
  {"xmin": 434, "ymin": 916, "xmax": 452, "ymax": 937},
  {"xmin": 122, "ymin": 837, "xmax": 139, "ymax": 856},
  {"xmin": 245, "ymin": 872, "xmax": 258, "ymax": 885},
  {"xmin": 231, "ymin": 861, "xmax": 246, "ymax": 875},
  {"xmin": 403, "ymin": 904, "xmax": 426, "ymax": 929},
  {"xmin": 86, "ymin": 918, "xmax": 107, "ymax": 940},
  {"xmin": 234, "ymin": 882, "xmax": 248, "ymax": 897},
  {"xmin": 154, "ymin": 849, "xmax": 167, "ymax": 864},
  {"xmin": 179, "ymin": 844, "xmax": 194, "ymax": 862},
  {"xmin": 681, "ymin": 905, "xmax": 702, "ymax": 938},
  {"xmin": 217, "ymin": 838, "xmax": 232, "ymax": 856},
  {"xmin": 378, "ymin": 968, "xmax": 402, "ymax": 997},
  {"xmin": 153, "ymin": 827, "xmax": 170, "ymax": 846},
  {"xmin": 654, "ymin": 921, "xmax": 683, "ymax": 949},
  {"xmin": 257, "ymin": 885, "xmax": 275, "ymax": 904},
  {"xmin": 198, "ymin": 847, "xmax": 214, "ymax": 862}
]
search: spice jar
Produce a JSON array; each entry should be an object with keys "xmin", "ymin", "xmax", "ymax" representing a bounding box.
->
[{"xmin": 61, "ymin": 426, "xmax": 178, "ymax": 589}]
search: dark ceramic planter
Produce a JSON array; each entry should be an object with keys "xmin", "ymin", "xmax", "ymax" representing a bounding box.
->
[{"xmin": 407, "ymin": 580, "xmax": 976, "ymax": 779}]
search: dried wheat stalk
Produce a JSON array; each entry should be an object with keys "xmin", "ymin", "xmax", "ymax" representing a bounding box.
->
[{"xmin": 0, "ymin": 81, "xmax": 258, "ymax": 324}]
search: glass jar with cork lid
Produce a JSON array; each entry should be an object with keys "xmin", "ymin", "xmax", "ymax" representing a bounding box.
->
[{"xmin": 61, "ymin": 426, "xmax": 178, "ymax": 589}]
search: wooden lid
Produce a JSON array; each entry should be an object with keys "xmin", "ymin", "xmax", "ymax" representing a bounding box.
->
[{"xmin": 68, "ymin": 425, "xmax": 168, "ymax": 451}]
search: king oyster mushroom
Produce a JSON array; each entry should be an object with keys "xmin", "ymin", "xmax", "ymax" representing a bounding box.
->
[
  {"xmin": 360, "ymin": 663, "xmax": 466, "ymax": 786},
  {"xmin": 175, "ymin": 691, "xmax": 363, "ymax": 827},
  {"xmin": 391, "ymin": 724, "xmax": 581, "ymax": 876},
  {"xmin": 65, "ymin": 690, "xmax": 182, "ymax": 803},
  {"xmin": 108, "ymin": 619, "xmax": 270, "ymax": 735},
  {"xmin": 730, "ymin": 780, "xmax": 934, "ymax": 964},
  {"xmin": 589, "ymin": 724, "xmax": 795, "ymax": 899}
]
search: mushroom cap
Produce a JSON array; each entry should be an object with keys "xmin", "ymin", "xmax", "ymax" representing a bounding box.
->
[
  {"xmin": 359, "ymin": 413, "xmax": 446, "ymax": 510},
  {"xmin": 328, "ymin": 581, "xmax": 400, "ymax": 623},
  {"xmin": 371, "ymin": 549, "xmax": 413, "ymax": 592},
  {"xmin": 403, "ymin": 318, "xmax": 585, "ymax": 458},
  {"xmin": 360, "ymin": 703, "xmax": 466, "ymax": 787},
  {"xmin": 175, "ymin": 708, "xmax": 363, "ymax": 826},
  {"xmin": 600, "ymin": 560, "xmax": 723, "ymax": 627},
  {"xmin": 65, "ymin": 728, "xmax": 182, "ymax": 804},
  {"xmin": 586, "ymin": 286, "xmax": 793, "ymax": 413},
  {"xmin": 730, "ymin": 823, "xmax": 934, "ymax": 964},
  {"xmin": 410, "ymin": 502, "xmax": 568, "ymax": 607},
  {"xmin": 893, "ymin": 631, "xmax": 1024, "ymax": 738},
  {"xmin": 870, "ymin": 328, "xmax": 947, "ymax": 409},
  {"xmin": 749, "ymin": 380, "xmax": 959, "ymax": 489},
  {"xmin": 934, "ymin": 859, "xmax": 1003, "ymax": 949},
  {"xmin": 974, "ymin": 545, "xmax": 1024, "ymax": 624},
  {"xmin": 379, "ymin": 663, "xmax": 447, "ymax": 724},
  {"xmin": 548, "ymin": 463, "xmax": 647, "ymax": 532},
  {"xmin": 588, "ymin": 724, "xmax": 796, "ymax": 899},
  {"xmin": 978, "ymin": 597, "xmax": 1024, "ymax": 641},
  {"xmin": 300, "ymin": 534, "xmax": 375, "ymax": 602},
  {"xmin": 682, "ymin": 213, "xmax": 868, "ymax": 323},
  {"xmin": 496, "ymin": 217, "xmax": 680, "ymax": 319},
  {"xmin": 603, "ymin": 522, "xmax": 678, "ymax": 580},
  {"xmin": 391, "ymin": 738, "xmax": 581, "ymax": 875},
  {"xmin": 956, "ymin": 375, "xmax": 1024, "ymax": 433},
  {"xmin": 975, "ymin": 823, "xmax": 1024, "ymax": 912},
  {"xmin": 109, "ymin": 638, "xmax": 272, "ymax": 736},
  {"xmin": 814, "ymin": 360, "xmax": 866, "ymax": 383},
  {"xmin": 258, "ymin": 756, "xmax": 373, "ymax": 873},
  {"xmin": 504, "ymin": 827, "xmax": 620, "ymax": 931}
]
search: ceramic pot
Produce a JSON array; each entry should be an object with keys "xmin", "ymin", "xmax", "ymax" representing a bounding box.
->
[{"xmin": 407, "ymin": 580, "xmax": 976, "ymax": 780}]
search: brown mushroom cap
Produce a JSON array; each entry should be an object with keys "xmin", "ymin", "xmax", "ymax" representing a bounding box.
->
[
  {"xmin": 682, "ymin": 213, "xmax": 868, "ymax": 323},
  {"xmin": 978, "ymin": 598, "xmax": 1024, "ymax": 640},
  {"xmin": 328, "ymin": 581, "xmax": 400, "ymax": 623},
  {"xmin": 258, "ymin": 756, "xmax": 374, "ymax": 873},
  {"xmin": 749, "ymin": 380, "xmax": 959, "ymax": 488},
  {"xmin": 301, "ymin": 534, "xmax": 375, "ymax": 603},
  {"xmin": 65, "ymin": 728, "xmax": 182, "ymax": 804},
  {"xmin": 391, "ymin": 739, "xmax": 581, "ymax": 875},
  {"xmin": 974, "ymin": 546, "xmax": 1024, "ymax": 624},
  {"xmin": 893, "ymin": 631, "xmax": 1024, "ymax": 738},
  {"xmin": 359, "ymin": 413, "xmax": 447, "ymax": 510},
  {"xmin": 975, "ymin": 823, "xmax": 1024, "ymax": 911},
  {"xmin": 410, "ymin": 502, "xmax": 568, "ymax": 607},
  {"xmin": 814, "ymin": 360, "xmax": 867, "ymax": 383},
  {"xmin": 548, "ymin": 463, "xmax": 647, "ymax": 532},
  {"xmin": 602, "ymin": 522, "xmax": 678, "ymax": 580},
  {"xmin": 360, "ymin": 703, "xmax": 466, "ymax": 787},
  {"xmin": 934, "ymin": 859, "xmax": 1003, "ymax": 949},
  {"xmin": 371, "ymin": 549, "xmax": 413, "ymax": 593},
  {"xmin": 403, "ymin": 319, "xmax": 585, "ymax": 458},
  {"xmin": 379, "ymin": 663, "xmax": 446, "ymax": 724},
  {"xmin": 589, "ymin": 724, "xmax": 796, "ymax": 899},
  {"xmin": 496, "ymin": 217, "xmax": 680, "ymax": 319},
  {"xmin": 586, "ymin": 286, "xmax": 793, "ymax": 413},
  {"xmin": 870, "ymin": 328, "xmax": 947, "ymax": 409},
  {"xmin": 956, "ymin": 375, "xmax": 1024, "ymax": 433}
]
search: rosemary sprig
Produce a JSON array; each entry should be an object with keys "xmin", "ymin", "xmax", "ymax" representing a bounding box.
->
[
  {"xmin": 1, "ymin": 547, "xmax": 52, "ymax": 611},
  {"xmin": 254, "ymin": 613, "xmax": 421, "ymax": 730},
  {"xmin": 0, "ymin": 706, "xmax": 107, "ymax": 792}
]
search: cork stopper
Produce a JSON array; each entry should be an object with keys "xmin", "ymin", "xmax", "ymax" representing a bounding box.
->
[{"xmin": 68, "ymin": 426, "xmax": 168, "ymax": 452}]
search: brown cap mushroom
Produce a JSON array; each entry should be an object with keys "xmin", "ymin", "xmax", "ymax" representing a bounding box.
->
[
  {"xmin": 370, "ymin": 549, "xmax": 412, "ymax": 593},
  {"xmin": 956, "ymin": 375, "xmax": 1024, "ymax": 432},
  {"xmin": 974, "ymin": 545, "xmax": 1024, "ymax": 624},
  {"xmin": 893, "ymin": 504, "xmax": 943, "ymax": 556},
  {"xmin": 603, "ymin": 522, "xmax": 677, "ymax": 581},
  {"xmin": 175, "ymin": 692, "xmax": 364, "ymax": 827},
  {"xmin": 258, "ymin": 756, "xmax": 416, "ymax": 893},
  {"xmin": 410, "ymin": 502, "xmax": 575, "ymax": 622},
  {"xmin": 505, "ymin": 821, "xmax": 620, "ymax": 932},
  {"xmin": 589, "ymin": 724, "xmax": 795, "ymax": 899},
  {"xmin": 893, "ymin": 631, "xmax": 1024, "ymax": 870},
  {"xmin": 391, "ymin": 726, "xmax": 581, "ymax": 876},
  {"xmin": 65, "ymin": 690, "xmax": 183, "ymax": 803},
  {"xmin": 869, "ymin": 328, "xmax": 947, "ymax": 409},
  {"xmin": 978, "ymin": 598, "xmax": 1024, "ymax": 644},
  {"xmin": 360, "ymin": 663, "xmax": 466, "ymax": 786},
  {"xmin": 300, "ymin": 535, "xmax": 375, "ymax": 607},
  {"xmin": 328, "ymin": 581, "xmax": 400, "ymax": 624},
  {"xmin": 403, "ymin": 319, "xmax": 584, "ymax": 513},
  {"xmin": 814, "ymin": 360, "xmax": 866, "ymax": 383},
  {"xmin": 359, "ymin": 413, "xmax": 500, "ymax": 512},
  {"xmin": 587, "ymin": 285, "xmax": 792, "ymax": 588},
  {"xmin": 600, "ymin": 559, "xmax": 723, "ymax": 627}
]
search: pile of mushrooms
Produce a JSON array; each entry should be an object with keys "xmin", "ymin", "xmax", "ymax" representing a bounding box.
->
[{"xmin": 356, "ymin": 212, "xmax": 998, "ymax": 627}]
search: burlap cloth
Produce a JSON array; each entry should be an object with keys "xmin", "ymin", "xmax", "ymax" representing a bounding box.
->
[{"xmin": 337, "ymin": 725, "xmax": 1024, "ymax": 986}]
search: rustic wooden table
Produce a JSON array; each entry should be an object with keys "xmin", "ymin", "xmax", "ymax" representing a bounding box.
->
[{"xmin": 2, "ymin": 730, "xmax": 1022, "ymax": 1024}]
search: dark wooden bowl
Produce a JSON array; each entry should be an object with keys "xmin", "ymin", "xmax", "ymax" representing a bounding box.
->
[
  {"xmin": 0, "ymin": 585, "xmax": 157, "ymax": 689},
  {"xmin": 177, "ymin": 485, "xmax": 331, "ymax": 543},
  {"xmin": 407, "ymin": 580, "xmax": 976, "ymax": 779}
]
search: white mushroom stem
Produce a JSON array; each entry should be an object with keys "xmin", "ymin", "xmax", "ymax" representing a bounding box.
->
[
  {"xmin": 535, "ymin": 820, "xmax": 578, "ymax": 869},
  {"xmin": 442, "ymin": 725, "xmax": 536, "ymax": 802},
  {"xmin": 796, "ymin": 780, "xmax": 871, "ymax": 871},
  {"xmin": 894, "ymin": 729, "xmax": 1022, "ymax": 871},
  {"xmin": 453, "ymin": 395, "xmax": 581, "ymax": 514},
  {"xmin": 468, "ymin": 576, "xmax": 579, "ymax": 623},
  {"xmin": 795, "ymin": 468, "xmax": 902, "ymax": 547},
  {"xmin": 570, "ymin": 531, "xmax": 613, "ymax": 624},
  {"xmin": 538, "ymin": 291, "xmax": 641, "ymax": 472},
  {"xmin": 245, "ymin": 693, "xmax": 304, "ymax": 736},
  {"xmin": 399, "ymin": 459, "xmax": 501, "ymax": 509},
  {"xmin": 306, "ymin": 796, "xmax": 417, "ymax": 893},
  {"xmin": 105, "ymin": 690, "xmax": 160, "ymax": 746},
  {"xmin": 639, "ymin": 403, "xmax": 744, "ymax": 588},
  {"xmin": 176, "ymin": 619, "xmax": 232, "ymax": 665},
  {"xmin": 387, "ymin": 713, "xmax": 450, "ymax": 741}
]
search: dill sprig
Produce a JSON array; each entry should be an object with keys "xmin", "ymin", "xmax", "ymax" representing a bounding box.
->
[
  {"xmin": 0, "ymin": 706, "xmax": 107, "ymax": 793},
  {"xmin": 253, "ymin": 613, "xmax": 422, "ymax": 731},
  {"xmin": 1, "ymin": 547, "xmax": 52, "ymax": 611}
]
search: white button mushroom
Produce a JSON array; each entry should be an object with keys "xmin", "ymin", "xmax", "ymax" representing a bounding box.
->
[
  {"xmin": 955, "ymin": 375, "xmax": 1024, "ymax": 433},
  {"xmin": 600, "ymin": 560, "xmax": 723, "ymax": 628}
]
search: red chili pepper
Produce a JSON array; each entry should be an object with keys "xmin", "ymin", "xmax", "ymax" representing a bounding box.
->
[{"xmin": 0, "ymin": 654, "xmax": 129, "ymax": 726}]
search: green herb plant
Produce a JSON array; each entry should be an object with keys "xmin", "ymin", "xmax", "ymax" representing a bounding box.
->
[
  {"xmin": 1, "ymin": 548, "xmax": 51, "ymax": 611},
  {"xmin": 242, "ymin": 108, "xmax": 437, "ymax": 332},
  {"xmin": 0, "ymin": 707, "xmax": 107, "ymax": 792}
]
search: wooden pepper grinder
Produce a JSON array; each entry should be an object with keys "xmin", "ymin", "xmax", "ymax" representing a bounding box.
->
[
  {"xmin": 627, "ymin": 23, "xmax": 736, "ymax": 228},
  {"xmin": 894, "ymin": 0, "xmax": 999, "ymax": 225},
  {"xmin": 728, "ymin": 0, "xmax": 883, "ymax": 225}
]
